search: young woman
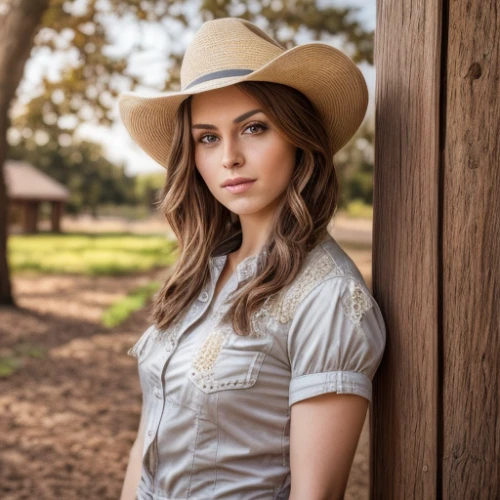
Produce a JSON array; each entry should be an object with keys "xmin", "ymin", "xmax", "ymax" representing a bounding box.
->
[{"xmin": 119, "ymin": 17, "xmax": 386, "ymax": 500}]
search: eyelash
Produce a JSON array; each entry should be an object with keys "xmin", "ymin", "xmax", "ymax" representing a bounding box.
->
[{"xmin": 197, "ymin": 121, "xmax": 268, "ymax": 144}]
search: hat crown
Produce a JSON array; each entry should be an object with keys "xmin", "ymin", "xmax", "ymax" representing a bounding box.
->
[{"xmin": 180, "ymin": 18, "xmax": 284, "ymax": 91}]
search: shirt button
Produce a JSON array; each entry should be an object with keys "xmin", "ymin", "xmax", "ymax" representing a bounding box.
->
[
  {"xmin": 154, "ymin": 387, "xmax": 162, "ymax": 399},
  {"xmin": 147, "ymin": 430, "xmax": 152, "ymax": 437},
  {"xmin": 199, "ymin": 291, "xmax": 209, "ymax": 302}
]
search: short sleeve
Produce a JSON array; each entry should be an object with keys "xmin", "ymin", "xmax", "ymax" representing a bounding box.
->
[{"xmin": 287, "ymin": 276, "xmax": 386, "ymax": 406}]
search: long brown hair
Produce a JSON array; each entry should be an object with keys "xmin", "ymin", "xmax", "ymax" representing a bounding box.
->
[{"xmin": 152, "ymin": 81, "xmax": 340, "ymax": 336}]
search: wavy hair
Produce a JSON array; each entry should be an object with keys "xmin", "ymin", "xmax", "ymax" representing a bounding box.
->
[{"xmin": 152, "ymin": 81, "xmax": 340, "ymax": 336}]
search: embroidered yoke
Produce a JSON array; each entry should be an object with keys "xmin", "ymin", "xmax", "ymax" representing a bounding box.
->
[{"xmin": 128, "ymin": 232, "xmax": 386, "ymax": 500}]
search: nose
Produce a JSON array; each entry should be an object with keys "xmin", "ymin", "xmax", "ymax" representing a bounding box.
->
[{"xmin": 221, "ymin": 136, "xmax": 244, "ymax": 169}]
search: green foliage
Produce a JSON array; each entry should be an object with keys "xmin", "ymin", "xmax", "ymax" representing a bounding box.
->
[
  {"xmin": 9, "ymin": 0, "xmax": 373, "ymax": 153},
  {"xmin": 335, "ymin": 115, "xmax": 375, "ymax": 208},
  {"xmin": 8, "ymin": 137, "xmax": 137, "ymax": 214},
  {"xmin": 8, "ymin": 233, "xmax": 178, "ymax": 275},
  {"xmin": 7, "ymin": 0, "xmax": 376, "ymax": 214},
  {"xmin": 102, "ymin": 281, "xmax": 161, "ymax": 328},
  {"xmin": 134, "ymin": 172, "xmax": 167, "ymax": 211},
  {"xmin": 96, "ymin": 204, "xmax": 152, "ymax": 220},
  {"xmin": 345, "ymin": 199, "xmax": 373, "ymax": 219}
]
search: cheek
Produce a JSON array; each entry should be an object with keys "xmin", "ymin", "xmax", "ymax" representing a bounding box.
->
[
  {"xmin": 257, "ymin": 141, "xmax": 296, "ymax": 181},
  {"xmin": 194, "ymin": 148, "xmax": 204, "ymax": 171},
  {"xmin": 194, "ymin": 150, "xmax": 213, "ymax": 182}
]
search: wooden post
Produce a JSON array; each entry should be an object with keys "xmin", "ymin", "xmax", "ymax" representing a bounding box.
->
[
  {"xmin": 372, "ymin": 0, "xmax": 499, "ymax": 498},
  {"xmin": 23, "ymin": 200, "xmax": 39, "ymax": 233},
  {"xmin": 441, "ymin": 0, "xmax": 499, "ymax": 496},
  {"xmin": 50, "ymin": 201, "xmax": 64, "ymax": 233}
]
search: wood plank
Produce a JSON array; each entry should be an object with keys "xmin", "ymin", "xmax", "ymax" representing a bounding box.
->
[
  {"xmin": 371, "ymin": 0, "xmax": 443, "ymax": 497},
  {"xmin": 442, "ymin": 0, "xmax": 500, "ymax": 497}
]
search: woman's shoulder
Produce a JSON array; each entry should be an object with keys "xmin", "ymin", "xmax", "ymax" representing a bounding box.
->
[
  {"xmin": 263, "ymin": 233, "xmax": 375, "ymax": 326},
  {"xmin": 313, "ymin": 232, "xmax": 367, "ymax": 283}
]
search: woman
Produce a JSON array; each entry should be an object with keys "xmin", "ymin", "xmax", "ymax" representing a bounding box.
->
[{"xmin": 119, "ymin": 17, "xmax": 386, "ymax": 500}]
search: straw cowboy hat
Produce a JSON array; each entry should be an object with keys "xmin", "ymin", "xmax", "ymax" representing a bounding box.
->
[{"xmin": 118, "ymin": 17, "xmax": 368, "ymax": 168}]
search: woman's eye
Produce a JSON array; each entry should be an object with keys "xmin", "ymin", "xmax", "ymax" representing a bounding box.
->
[
  {"xmin": 244, "ymin": 122, "xmax": 267, "ymax": 134},
  {"xmin": 199, "ymin": 134, "xmax": 218, "ymax": 144},
  {"xmin": 198, "ymin": 122, "xmax": 267, "ymax": 145}
]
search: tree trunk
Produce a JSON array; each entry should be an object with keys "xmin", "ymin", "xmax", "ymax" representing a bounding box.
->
[{"xmin": 0, "ymin": 0, "xmax": 50, "ymax": 305}]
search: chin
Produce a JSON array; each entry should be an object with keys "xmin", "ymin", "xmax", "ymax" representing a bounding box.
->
[
  {"xmin": 227, "ymin": 208, "xmax": 258, "ymax": 216},
  {"xmin": 228, "ymin": 202, "xmax": 274, "ymax": 217}
]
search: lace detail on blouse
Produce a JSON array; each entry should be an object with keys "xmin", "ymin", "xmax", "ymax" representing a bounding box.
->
[
  {"xmin": 128, "ymin": 317, "xmax": 184, "ymax": 360},
  {"xmin": 250, "ymin": 304, "xmax": 269, "ymax": 337},
  {"xmin": 265, "ymin": 250, "xmax": 343, "ymax": 324},
  {"xmin": 154, "ymin": 318, "xmax": 183, "ymax": 353},
  {"xmin": 341, "ymin": 277, "xmax": 373, "ymax": 325},
  {"xmin": 191, "ymin": 328, "xmax": 225, "ymax": 378},
  {"xmin": 189, "ymin": 294, "xmax": 235, "ymax": 383}
]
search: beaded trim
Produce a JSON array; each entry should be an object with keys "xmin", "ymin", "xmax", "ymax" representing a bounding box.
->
[
  {"xmin": 191, "ymin": 328, "xmax": 226, "ymax": 380},
  {"xmin": 189, "ymin": 281, "xmax": 232, "ymax": 379},
  {"xmin": 157, "ymin": 322, "xmax": 180, "ymax": 353}
]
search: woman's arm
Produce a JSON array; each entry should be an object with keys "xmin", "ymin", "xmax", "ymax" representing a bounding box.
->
[
  {"xmin": 120, "ymin": 408, "xmax": 146, "ymax": 500},
  {"xmin": 289, "ymin": 392, "xmax": 369, "ymax": 500}
]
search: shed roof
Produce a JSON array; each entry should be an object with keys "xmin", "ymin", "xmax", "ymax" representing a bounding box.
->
[{"xmin": 4, "ymin": 160, "xmax": 70, "ymax": 202}]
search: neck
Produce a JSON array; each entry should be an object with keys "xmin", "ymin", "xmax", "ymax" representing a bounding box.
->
[{"xmin": 229, "ymin": 207, "xmax": 276, "ymax": 265}]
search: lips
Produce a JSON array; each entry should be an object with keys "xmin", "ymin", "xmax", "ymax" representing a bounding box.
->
[
  {"xmin": 222, "ymin": 179, "xmax": 256, "ymax": 194},
  {"xmin": 221, "ymin": 177, "xmax": 255, "ymax": 187}
]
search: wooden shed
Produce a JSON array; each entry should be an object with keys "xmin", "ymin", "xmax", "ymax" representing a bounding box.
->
[{"xmin": 4, "ymin": 160, "xmax": 70, "ymax": 233}]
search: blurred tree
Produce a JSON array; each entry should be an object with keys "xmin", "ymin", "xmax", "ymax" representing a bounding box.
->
[
  {"xmin": 0, "ymin": 0, "xmax": 50, "ymax": 306},
  {"xmin": 335, "ymin": 114, "xmax": 375, "ymax": 208},
  {"xmin": 0, "ymin": 0, "xmax": 374, "ymax": 305},
  {"xmin": 134, "ymin": 172, "xmax": 166, "ymax": 212}
]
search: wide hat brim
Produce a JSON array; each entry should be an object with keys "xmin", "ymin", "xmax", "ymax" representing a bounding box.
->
[{"xmin": 118, "ymin": 42, "xmax": 368, "ymax": 168}]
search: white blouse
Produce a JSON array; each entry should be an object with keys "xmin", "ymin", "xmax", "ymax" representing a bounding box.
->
[{"xmin": 128, "ymin": 231, "xmax": 386, "ymax": 499}]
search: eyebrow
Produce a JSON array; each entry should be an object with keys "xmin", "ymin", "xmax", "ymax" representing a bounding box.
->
[{"xmin": 191, "ymin": 109, "xmax": 264, "ymax": 130}]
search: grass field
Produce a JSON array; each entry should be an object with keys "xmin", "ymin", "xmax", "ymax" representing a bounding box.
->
[{"xmin": 8, "ymin": 232, "xmax": 178, "ymax": 275}]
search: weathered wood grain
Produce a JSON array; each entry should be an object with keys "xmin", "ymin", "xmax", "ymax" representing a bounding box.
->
[
  {"xmin": 442, "ymin": 0, "xmax": 500, "ymax": 497},
  {"xmin": 373, "ymin": 0, "xmax": 499, "ymax": 498},
  {"xmin": 372, "ymin": 0, "xmax": 442, "ymax": 497}
]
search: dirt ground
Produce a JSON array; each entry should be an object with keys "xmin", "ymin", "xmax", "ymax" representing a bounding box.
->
[{"xmin": 1, "ymin": 224, "xmax": 373, "ymax": 499}]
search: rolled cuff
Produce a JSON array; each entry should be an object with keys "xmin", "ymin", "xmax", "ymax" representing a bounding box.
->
[{"xmin": 289, "ymin": 370, "xmax": 372, "ymax": 406}]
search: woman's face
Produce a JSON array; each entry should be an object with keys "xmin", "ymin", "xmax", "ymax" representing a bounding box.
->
[{"xmin": 190, "ymin": 85, "xmax": 296, "ymax": 218}]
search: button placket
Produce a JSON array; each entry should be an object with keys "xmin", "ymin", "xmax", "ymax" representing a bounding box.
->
[
  {"xmin": 143, "ymin": 396, "xmax": 163, "ymax": 476},
  {"xmin": 143, "ymin": 390, "xmax": 167, "ymax": 482},
  {"xmin": 180, "ymin": 300, "xmax": 212, "ymax": 340}
]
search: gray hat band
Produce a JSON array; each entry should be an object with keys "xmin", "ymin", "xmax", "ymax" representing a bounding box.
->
[{"xmin": 184, "ymin": 68, "xmax": 254, "ymax": 90}]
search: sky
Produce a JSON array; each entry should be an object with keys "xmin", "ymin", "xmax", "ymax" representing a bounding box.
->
[{"xmin": 16, "ymin": 0, "xmax": 376, "ymax": 176}]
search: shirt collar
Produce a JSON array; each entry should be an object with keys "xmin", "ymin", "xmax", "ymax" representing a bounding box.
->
[
  {"xmin": 209, "ymin": 229, "xmax": 270, "ymax": 283},
  {"xmin": 211, "ymin": 249, "xmax": 269, "ymax": 283}
]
